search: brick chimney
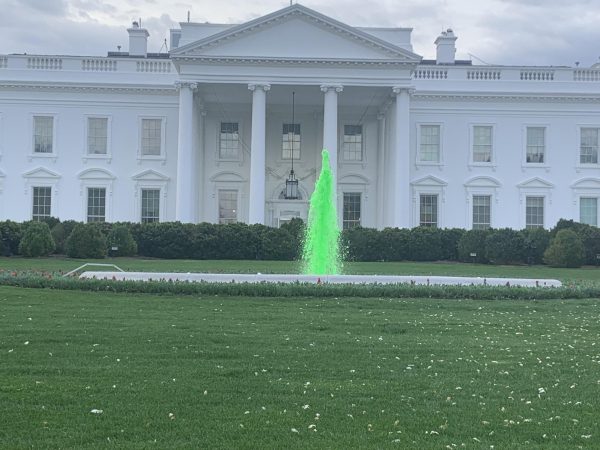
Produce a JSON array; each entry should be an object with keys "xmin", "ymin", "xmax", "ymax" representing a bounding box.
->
[
  {"xmin": 435, "ymin": 29, "xmax": 457, "ymax": 64},
  {"xmin": 128, "ymin": 21, "xmax": 149, "ymax": 57}
]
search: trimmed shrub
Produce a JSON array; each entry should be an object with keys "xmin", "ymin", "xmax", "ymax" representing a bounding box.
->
[
  {"xmin": 458, "ymin": 229, "xmax": 490, "ymax": 263},
  {"xmin": 18, "ymin": 221, "xmax": 55, "ymax": 257},
  {"xmin": 440, "ymin": 228, "xmax": 465, "ymax": 261},
  {"xmin": 408, "ymin": 227, "xmax": 443, "ymax": 261},
  {"xmin": 578, "ymin": 225, "xmax": 600, "ymax": 265},
  {"xmin": 66, "ymin": 223, "xmax": 107, "ymax": 259},
  {"xmin": 485, "ymin": 228, "xmax": 526, "ymax": 265},
  {"xmin": 280, "ymin": 218, "xmax": 305, "ymax": 260},
  {"xmin": 0, "ymin": 220, "xmax": 22, "ymax": 256},
  {"xmin": 107, "ymin": 224, "xmax": 137, "ymax": 256},
  {"xmin": 520, "ymin": 228, "xmax": 551, "ymax": 265},
  {"xmin": 40, "ymin": 216, "xmax": 61, "ymax": 230},
  {"xmin": 342, "ymin": 227, "xmax": 386, "ymax": 262},
  {"xmin": 257, "ymin": 227, "xmax": 296, "ymax": 260},
  {"xmin": 51, "ymin": 220, "xmax": 79, "ymax": 254},
  {"xmin": 543, "ymin": 229, "xmax": 584, "ymax": 268},
  {"xmin": 380, "ymin": 228, "xmax": 410, "ymax": 261}
]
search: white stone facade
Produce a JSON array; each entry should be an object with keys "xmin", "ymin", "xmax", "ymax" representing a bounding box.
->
[{"xmin": 1, "ymin": 4, "xmax": 599, "ymax": 230}]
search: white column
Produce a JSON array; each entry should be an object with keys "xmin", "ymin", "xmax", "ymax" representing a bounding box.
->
[
  {"xmin": 248, "ymin": 83, "xmax": 270, "ymax": 225},
  {"xmin": 392, "ymin": 87, "xmax": 413, "ymax": 228},
  {"xmin": 376, "ymin": 112, "xmax": 386, "ymax": 230},
  {"xmin": 175, "ymin": 81, "xmax": 198, "ymax": 223},
  {"xmin": 320, "ymin": 84, "xmax": 343, "ymax": 184}
]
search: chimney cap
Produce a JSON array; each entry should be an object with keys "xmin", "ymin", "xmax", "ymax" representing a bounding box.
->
[{"xmin": 132, "ymin": 21, "xmax": 139, "ymax": 28}]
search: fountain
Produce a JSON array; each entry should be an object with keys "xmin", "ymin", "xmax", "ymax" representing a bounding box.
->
[{"xmin": 302, "ymin": 150, "xmax": 341, "ymax": 275}]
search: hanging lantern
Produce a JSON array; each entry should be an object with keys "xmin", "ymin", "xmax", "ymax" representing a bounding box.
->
[{"xmin": 284, "ymin": 91, "xmax": 299, "ymax": 200}]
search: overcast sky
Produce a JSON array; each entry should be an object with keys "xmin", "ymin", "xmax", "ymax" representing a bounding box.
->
[{"xmin": 2, "ymin": 0, "xmax": 600, "ymax": 67}]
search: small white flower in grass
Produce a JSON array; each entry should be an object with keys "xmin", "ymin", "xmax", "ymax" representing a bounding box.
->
[
  {"xmin": 582, "ymin": 435, "xmax": 592, "ymax": 439},
  {"xmin": 538, "ymin": 387, "xmax": 546, "ymax": 394},
  {"xmin": 8, "ymin": 349, "xmax": 13, "ymax": 353},
  {"xmin": 244, "ymin": 411, "xmax": 250, "ymax": 415},
  {"xmin": 168, "ymin": 413, "xmax": 175, "ymax": 420},
  {"xmin": 24, "ymin": 341, "xmax": 29, "ymax": 345},
  {"xmin": 291, "ymin": 428, "xmax": 299, "ymax": 434},
  {"xmin": 90, "ymin": 409, "xmax": 103, "ymax": 414},
  {"xmin": 204, "ymin": 390, "xmax": 207, "ymax": 395},
  {"xmin": 302, "ymin": 404, "xmax": 310, "ymax": 410}
]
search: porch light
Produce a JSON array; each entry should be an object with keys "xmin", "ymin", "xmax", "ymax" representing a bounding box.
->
[{"xmin": 284, "ymin": 91, "xmax": 300, "ymax": 199}]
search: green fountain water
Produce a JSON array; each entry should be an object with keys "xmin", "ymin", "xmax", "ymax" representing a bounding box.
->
[{"xmin": 302, "ymin": 149, "xmax": 341, "ymax": 275}]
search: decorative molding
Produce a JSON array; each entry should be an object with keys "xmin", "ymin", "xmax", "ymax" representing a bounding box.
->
[
  {"xmin": 22, "ymin": 167, "xmax": 61, "ymax": 179},
  {"xmin": 0, "ymin": 82, "xmax": 176, "ymax": 95},
  {"xmin": 77, "ymin": 168, "xmax": 116, "ymax": 180},
  {"xmin": 174, "ymin": 81, "xmax": 198, "ymax": 91},
  {"xmin": 248, "ymin": 83, "xmax": 271, "ymax": 92},
  {"xmin": 131, "ymin": 169, "xmax": 170, "ymax": 181},
  {"xmin": 320, "ymin": 84, "xmax": 343, "ymax": 93},
  {"xmin": 413, "ymin": 93, "xmax": 600, "ymax": 103},
  {"xmin": 392, "ymin": 86, "xmax": 416, "ymax": 95}
]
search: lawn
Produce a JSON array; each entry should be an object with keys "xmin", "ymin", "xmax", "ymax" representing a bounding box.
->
[
  {"xmin": 1, "ymin": 286, "xmax": 599, "ymax": 448},
  {"xmin": 1, "ymin": 256, "xmax": 599, "ymax": 283}
]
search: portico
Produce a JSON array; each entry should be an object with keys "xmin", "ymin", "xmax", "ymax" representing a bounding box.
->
[{"xmin": 170, "ymin": 4, "xmax": 420, "ymax": 227}]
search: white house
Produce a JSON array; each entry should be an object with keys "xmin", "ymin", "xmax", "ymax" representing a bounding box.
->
[{"xmin": 1, "ymin": 4, "xmax": 599, "ymax": 230}]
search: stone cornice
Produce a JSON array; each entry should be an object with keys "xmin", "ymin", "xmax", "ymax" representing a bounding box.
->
[
  {"xmin": 171, "ymin": 55, "xmax": 417, "ymax": 67},
  {"xmin": 0, "ymin": 82, "xmax": 176, "ymax": 94},
  {"xmin": 412, "ymin": 92, "xmax": 600, "ymax": 103},
  {"xmin": 248, "ymin": 83, "xmax": 271, "ymax": 92}
]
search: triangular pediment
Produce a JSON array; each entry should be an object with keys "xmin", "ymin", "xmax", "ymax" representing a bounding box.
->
[
  {"xmin": 517, "ymin": 177, "xmax": 554, "ymax": 189},
  {"xmin": 464, "ymin": 176, "xmax": 501, "ymax": 188},
  {"xmin": 210, "ymin": 171, "xmax": 246, "ymax": 183},
  {"xmin": 571, "ymin": 177, "xmax": 600, "ymax": 190},
  {"xmin": 411, "ymin": 175, "xmax": 448, "ymax": 187},
  {"xmin": 172, "ymin": 5, "xmax": 421, "ymax": 63},
  {"xmin": 132, "ymin": 169, "xmax": 170, "ymax": 182},
  {"xmin": 78, "ymin": 168, "xmax": 116, "ymax": 180},
  {"xmin": 339, "ymin": 173, "xmax": 370, "ymax": 185},
  {"xmin": 22, "ymin": 167, "xmax": 61, "ymax": 179}
]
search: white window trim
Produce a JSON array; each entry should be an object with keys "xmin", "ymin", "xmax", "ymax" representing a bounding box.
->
[
  {"xmin": 464, "ymin": 177, "xmax": 501, "ymax": 229},
  {"xmin": 339, "ymin": 123, "xmax": 367, "ymax": 166},
  {"xmin": 416, "ymin": 122, "xmax": 443, "ymax": 168},
  {"xmin": 571, "ymin": 178, "xmax": 600, "ymax": 226},
  {"xmin": 216, "ymin": 188, "xmax": 240, "ymax": 224},
  {"xmin": 83, "ymin": 115, "xmax": 112, "ymax": 163},
  {"xmin": 578, "ymin": 196, "xmax": 599, "ymax": 226},
  {"xmin": 341, "ymin": 191, "xmax": 363, "ymax": 229},
  {"xmin": 522, "ymin": 124, "xmax": 550, "ymax": 170},
  {"xmin": 576, "ymin": 125, "xmax": 600, "ymax": 170},
  {"xmin": 411, "ymin": 176, "xmax": 447, "ymax": 228},
  {"xmin": 29, "ymin": 113, "xmax": 58, "ymax": 162},
  {"xmin": 518, "ymin": 178, "xmax": 553, "ymax": 229},
  {"xmin": 84, "ymin": 186, "xmax": 110, "ymax": 223},
  {"xmin": 132, "ymin": 169, "xmax": 169, "ymax": 222},
  {"xmin": 468, "ymin": 123, "xmax": 496, "ymax": 169},
  {"xmin": 210, "ymin": 171, "xmax": 246, "ymax": 224},
  {"xmin": 216, "ymin": 119, "xmax": 243, "ymax": 163},
  {"xmin": 523, "ymin": 195, "xmax": 547, "ymax": 229},
  {"xmin": 22, "ymin": 167, "xmax": 61, "ymax": 220},
  {"xmin": 138, "ymin": 116, "xmax": 167, "ymax": 161}
]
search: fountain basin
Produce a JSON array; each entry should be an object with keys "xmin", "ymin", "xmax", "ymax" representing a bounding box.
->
[{"xmin": 79, "ymin": 272, "xmax": 562, "ymax": 287}]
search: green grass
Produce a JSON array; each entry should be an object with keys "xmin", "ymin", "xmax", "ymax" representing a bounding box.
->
[
  {"xmin": 1, "ymin": 286, "xmax": 599, "ymax": 448},
  {"xmin": 1, "ymin": 256, "xmax": 599, "ymax": 283}
]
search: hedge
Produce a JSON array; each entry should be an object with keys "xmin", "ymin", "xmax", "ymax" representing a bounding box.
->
[{"xmin": 0, "ymin": 218, "xmax": 599, "ymax": 266}]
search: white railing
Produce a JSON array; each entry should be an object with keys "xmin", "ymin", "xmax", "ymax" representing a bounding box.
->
[
  {"xmin": 413, "ymin": 68, "xmax": 448, "ymax": 79},
  {"xmin": 27, "ymin": 57, "xmax": 63, "ymax": 70},
  {"xmin": 136, "ymin": 60, "xmax": 171, "ymax": 73},
  {"xmin": 466, "ymin": 69, "xmax": 502, "ymax": 80},
  {"xmin": 573, "ymin": 69, "xmax": 600, "ymax": 81},
  {"xmin": 82, "ymin": 58, "xmax": 117, "ymax": 71},
  {"xmin": 520, "ymin": 69, "xmax": 554, "ymax": 81}
]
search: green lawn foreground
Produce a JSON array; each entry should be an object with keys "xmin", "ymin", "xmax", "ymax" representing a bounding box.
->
[{"xmin": 1, "ymin": 286, "xmax": 599, "ymax": 449}]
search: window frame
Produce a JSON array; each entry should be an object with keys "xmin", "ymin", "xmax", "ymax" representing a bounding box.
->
[
  {"xmin": 138, "ymin": 116, "xmax": 167, "ymax": 161},
  {"xmin": 578, "ymin": 126, "xmax": 600, "ymax": 168},
  {"xmin": 140, "ymin": 188, "xmax": 162, "ymax": 223},
  {"xmin": 30, "ymin": 114, "xmax": 58, "ymax": 160},
  {"xmin": 342, "ymin": 192, "xmax": 362, "ymax": 230},
  {"xmin": 341, "ymin": 124, "xmax": 364, "ymax": 163},
  {"xmin": 281, "ymin": 122, "xmax": 301, "ymax": 161},
  {"xmin": 523, "ymin": 124, "xmax": 549, "ymax": 167},
  {"xmin": 469, "ymin": 123, "xmax": 496, "ymax": 167},
  {"xmin": 418, "ymin": 193, "xmax": 439, "ymax": 228},
  {"xmin": 217, "ymin": 121, "xmax": 242, "ymax": 161},
  {"xmin": 84, "ymin": 115, "xmax": 112, "ymax": 161},
  {"xmin": 579, "ymin": 196, "xmax": 598, "ymax": 227},
  {"xmin": 471, "ymin": 194, "xmax": 492, "ymax": 230},
  {"xmin": 416, "ymin": 123, "xmax": 443, "ymax": 166},
  {"xmin": 31, "ymin": 186, "xmax": 53, "ymax": 221},
  {"xmin": 525, "ymin": 195, "xmax": 545, "ymax": 229},
  {"xmin": 86, "ymin": 187, "xmax": 107, "ymax": 223}
]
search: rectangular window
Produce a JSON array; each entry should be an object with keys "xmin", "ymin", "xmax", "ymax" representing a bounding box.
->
[
  {"xmin": 419, "ymin": 194, "xmax": 438, "ymax": 227},
  {"xmin": 580, "ymin": 197, "xmax": 598, "ymax": 226},
  {"xmin": 472, "ymin": 195, "xmax": 491, "ymax": 230},
  {"xmin": 342, "ymin": 125, "xmax": 362, "ymax": 161},
  {"xmin": 282, "ymin": 123, "xmax": 300, "ymax": 160},
  {"xmin": 87, "ymin": 117, "xmax": 108, "ymax": 155},
  {"xmin": 87, "ymin": 187, "xmax": 106, "ymax": 222},
  {"xmin": 32, "ymin": 186, "xmax": 51, "ymax": 220},
  {"xmin": 141, "ymin": 118, "xmax": 162, "ymax": 156},
  {"xmin": 342, "ymin": 193, "xmax": 361, "ymax": 230},
  {"xmin": 580, "ymin": 128, "xmax": 599, "ymax": 164},
  {"xmin": 141, "ymin": 189, "xmax": 160, "ymax": 223},
  {"xmin": 219, "ymin": 122, "xmax": 239, "ymax": 159},
  {"xmin": 526, "ymin": 127, "xmax": 545, "ymax": 163},
  {"xmin": 218, "ymin": 190, "xmax": 238, "ymax": 224},
  {"xmin": 526, "ymin": 196, "xmax": 544, "ymax": 229},
  {"xmin": 33, "ymin": 116, "xmax": 53, "ymax": 153},
  {"xmin": 473, "ymin": 126, "xmax": 492, "ymax": 163},
  {"xmin": 419, "ymin": 125, "xmax": 440, "ymax": 162}
]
